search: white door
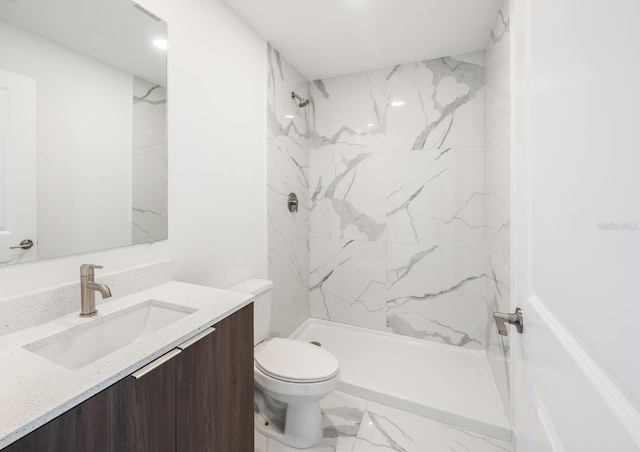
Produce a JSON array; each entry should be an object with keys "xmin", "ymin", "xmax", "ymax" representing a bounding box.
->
[
  {"xmin": 0, "ymin": 68, "xmax": 37, "ymax": 265},
  {"xmin": 511, "ymin": 0, "xmax": 640, "ymax": 450}
]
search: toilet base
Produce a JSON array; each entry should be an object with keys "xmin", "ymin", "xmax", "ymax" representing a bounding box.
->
[{"xmin": 254, "ymin": 401, "xmax": 323, "ymax": 449}]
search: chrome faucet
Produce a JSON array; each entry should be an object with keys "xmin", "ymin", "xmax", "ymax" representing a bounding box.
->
[{"xmin": 80, "ymin": 264, "xmax": 112, "ymax": 317}]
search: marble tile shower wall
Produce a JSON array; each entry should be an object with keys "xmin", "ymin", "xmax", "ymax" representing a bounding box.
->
[
  {"xmin": 484, "ymin": 0, "xmax": 512, "ymax": 413},
  {"xmin": 132, "ymin": 77, "xmax": 168, "ymax": 245},
  {"xmin": 267, "ymin": 45, "xmax": 311, "ymax": 337},
  {"xmin": 308, "ymin": 52, "xmax": 488, "ymax": 348}
]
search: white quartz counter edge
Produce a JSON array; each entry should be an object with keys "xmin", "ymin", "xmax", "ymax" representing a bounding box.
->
[{"xmin": 0, "ymin": 281, "xmax": 254, "ymax": 449}]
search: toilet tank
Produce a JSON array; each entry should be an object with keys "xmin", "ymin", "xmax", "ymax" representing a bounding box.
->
[{"xmin": 226, "ymin": 279, "xmax": 273, "ymax": 345}]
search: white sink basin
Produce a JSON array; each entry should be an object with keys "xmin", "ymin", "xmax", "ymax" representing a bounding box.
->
[{"xmin": 25, "ymin": 300, "xmax": 196, "ymax": 370}]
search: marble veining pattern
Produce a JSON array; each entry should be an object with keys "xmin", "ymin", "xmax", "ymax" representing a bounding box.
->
[
  {"xmin": 267, "ymin": 44, "xmax": 310, "ymax": 336},
  {"xmin": 132, "ymin": 76, "xmax": 168, "ymax": 244},
  {"xmin": 485, "ymin": 256, "xmax": 511, "ymax": 415},
  {"xmin": 484, "ymin": 0, "xmax": 512, "ymax": 420},
  {"xmin": 268, "ymin": 240, "xmax": 310, "ymax": 337},
  {"xmin": 386, "ymin": 148, "xmax": 485, "ymax": 248},
  {"xmin": 488, "ymin": 6, "xmax": 510, "ymax": 47},
  {"xmin": 310, "ymin": 238, "xmax": 386, "ymax": 331},
  {"xmin": 307, "ymin": 50, "xmax": 487, "ymax": 348},
  {"xmin": 485, "ymin": 17, "xmax": 511, "ymax": 271},
  {"xmin": 268, "ymin": 143, "xmax": 310, "ymax": 249},
  {"xmin": 353, "ymin": 402, "xmax": 512, "ymax": 452},
  {"xmin": 385, "ymin": 53, "xmax": 485, "ymax": 152},
  {"xmin": 386, "ymin": 244, "xmax": 486, "ymax": 348},
  {"xmin": 310, "ymin": 153, "xmax": 386, "ymax": 241},
  {"xmin": 309, "ymin": 70, "xmax": 387, "ymax": 155},
  {"xmin": 256, "ymin": 392, "xmax": 512, "ymax": 452},
  {"xmin": 268, "ymin": 45, "xmax": 309, "ymax": 154}
]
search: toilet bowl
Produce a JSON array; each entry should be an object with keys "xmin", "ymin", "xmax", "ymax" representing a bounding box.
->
[
  {"xmin": 226, "ymin": 279, "xmax": 341, "ymax": 449},
  {"xmin": 254, "ymin": 338, "xmax": 340, "ymax": 448}
]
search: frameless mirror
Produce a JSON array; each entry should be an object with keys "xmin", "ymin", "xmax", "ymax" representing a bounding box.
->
[{"xmin": 0, "ymin": 0, "xmax": 167, "ymax": 266}]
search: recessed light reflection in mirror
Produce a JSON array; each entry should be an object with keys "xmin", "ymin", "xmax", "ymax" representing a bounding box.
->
[
  {"xmin": 153, "ymin": 39, "xmax": 168, "ymax": 50},
  {"xmin": 391, "ymin": 100, "xmax": 405, "ymax": 107}
]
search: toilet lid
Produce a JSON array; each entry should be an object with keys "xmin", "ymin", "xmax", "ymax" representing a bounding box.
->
[{"xmin": 255, "ymin": 338, "xmax": 339, "ymax": 383}]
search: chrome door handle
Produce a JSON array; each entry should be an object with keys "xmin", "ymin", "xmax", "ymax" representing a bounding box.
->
[
  {"xmin": 10, "ymin": 239, "xmax": 34, "ymax": 250},
  {"xmin": 493, "ymin": 308, "xmax": 524, "ymax": 336}
]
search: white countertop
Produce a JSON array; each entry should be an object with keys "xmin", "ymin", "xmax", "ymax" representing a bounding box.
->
[{"xmin": 0, "ymin": 281, "xmax": 253, "ymax": 449}]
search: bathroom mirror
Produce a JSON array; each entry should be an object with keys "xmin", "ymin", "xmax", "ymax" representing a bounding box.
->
[{"xmin": 0, "ymin": 0, "xmax": 168, "ymax": 266}]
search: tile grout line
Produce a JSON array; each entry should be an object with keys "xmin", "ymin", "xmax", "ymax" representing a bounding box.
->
[{"xmin": 352, "ymin": 398, "xmax": 372, "ymax": 449}]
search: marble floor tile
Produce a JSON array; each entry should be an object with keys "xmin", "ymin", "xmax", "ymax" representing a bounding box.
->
[
  {"xmin": 258, "ymin": 391, "xmax": 367, "ymax": 452},
  {"xmin": 259, "ymin": 394, "xmax": 513, "ymax": 452},
  {"xmin": 353, "ymin": 402, "xmax": 513, "ymax": 452},
  {"xmin": 267, "ymin": 439, "xmax": 351, "ymax": 452},
  {"xmin": 318, "ymin": 391, "xmax": 368, "ymax": 452}
]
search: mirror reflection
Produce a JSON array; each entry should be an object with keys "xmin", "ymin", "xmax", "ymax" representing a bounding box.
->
[{"xmin": 0, "ymin": 0, "xmax": 168, "ymax": 266}]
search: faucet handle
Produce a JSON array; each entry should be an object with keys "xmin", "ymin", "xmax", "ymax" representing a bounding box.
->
[
  {"xmin": 80, "ymin": 264, "xmax": 104, "ymax": 277},
  {"xmin": 493, "ymin": 308, "xmax": 524, "ymax": 336}
]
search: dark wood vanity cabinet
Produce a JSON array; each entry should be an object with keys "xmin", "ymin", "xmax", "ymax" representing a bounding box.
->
[
  {"xmin": 175, "ymin": 326, "xmax": 216, "ymax": 450},
  {"xmin": 2, "ymin": 358, "xmax": 178, "ymax": 452},
  {"xmin": 4, "ymin": 304, "xmax": 254, "ymax": 452},
  {"xmin": 120, "ymin": 352, "xmax": 178, "ymax": 452},
  {"xmin": 210, "ymin": 301, "xmax": 254, "ymax": 451}
]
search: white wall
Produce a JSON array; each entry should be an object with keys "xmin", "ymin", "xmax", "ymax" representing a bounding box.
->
[
  {"xmin": 0, "ymin": 0, "xmax": 267, "ymax": 299},
  {"xmin": 145, "ymin": 0, "xmax": 267, "ymax": 288},
  {"xmin": 0, "ymin": 20, "xmax": 132, "ymax": 259}
]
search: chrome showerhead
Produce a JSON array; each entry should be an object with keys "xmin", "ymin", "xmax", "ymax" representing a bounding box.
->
[{"xmin": 291, "ymin": 91, "xmax": 310, "ymax": 108}]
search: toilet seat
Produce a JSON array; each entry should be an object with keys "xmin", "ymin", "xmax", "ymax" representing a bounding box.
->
[{"xmin": 255, "ymin": 338, "xmax": 339, "ymax": 383}]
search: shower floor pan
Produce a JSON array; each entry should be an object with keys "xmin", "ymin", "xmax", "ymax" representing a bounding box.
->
[{"xmin": 291, "ymin": 318, "xmax": 511, "ymax": 441}]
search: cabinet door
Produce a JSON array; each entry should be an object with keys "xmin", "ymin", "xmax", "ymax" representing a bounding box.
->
[
  {"xmin": 176, "ymin": 328, "xmax": 216, "ymax": 451},
  {"xmin": 3, "ymin": 378, "xmax": 121, "ymax": 452},
  {"xmin": 118, "ymin": 350, "xmax": 179, "ymax": 452},
  {"xmin": 212, "ymin": 303, "xmax": 254, "ymax": 451},
  {"xmin": 3, "ymin": 306, "xmax": 253, "ymax": 452}
]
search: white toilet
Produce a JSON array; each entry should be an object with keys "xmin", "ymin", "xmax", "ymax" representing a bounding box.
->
[{"xmin": 227, "ymin": 279, "xmax": 340, "ymax": 449}]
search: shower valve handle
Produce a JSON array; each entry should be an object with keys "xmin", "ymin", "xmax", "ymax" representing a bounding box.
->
[
  {"xmin": 287, "ymin": 193, "xmax": 298, "ymax": 213},
  {"xmin": 493, "ymin": 308, "xmax": 524, "ymax": 336}
]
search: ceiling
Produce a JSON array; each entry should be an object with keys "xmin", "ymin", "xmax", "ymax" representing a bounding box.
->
[
  {"xmin": 222, "ymin": 0, "xmax": 503, "ymax": 81},
  {"xmin": 0, "ymin": 0, "xmax": 167, "ymax": 85}
]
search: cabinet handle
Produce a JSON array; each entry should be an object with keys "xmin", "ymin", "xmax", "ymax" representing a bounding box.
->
[
  {"xmin": 177, "ymin": 327, "xmax": 215, "ymax": 350},
  {"xmin": 132, "ymin": 349, "xmax": 181, "ymax": 379}
]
